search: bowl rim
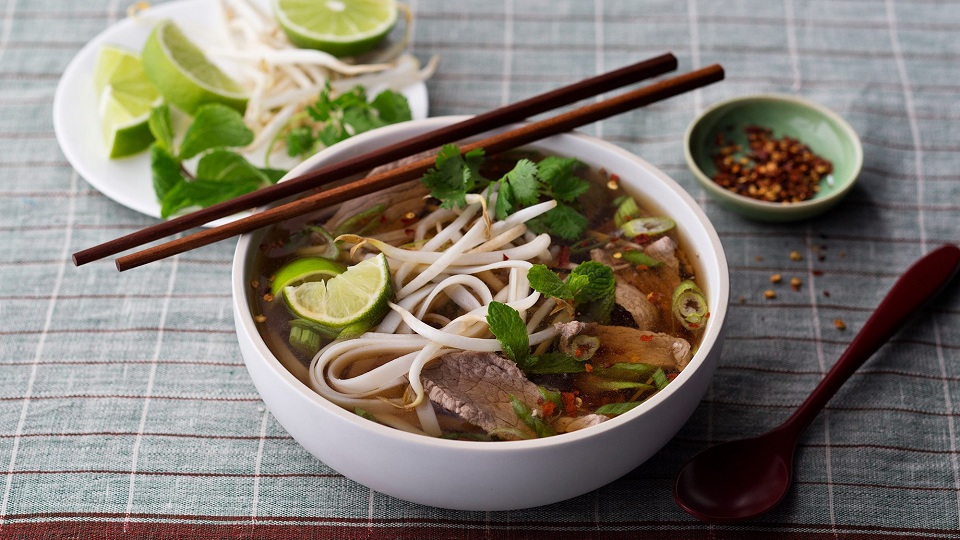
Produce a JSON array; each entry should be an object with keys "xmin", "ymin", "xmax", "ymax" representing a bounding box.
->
[
  {"xmin": 683, "ymin": 92, "xmax": 863, "ymax": 212},
  {"xmin": 233, "ymin": 115, "xmax": 730, "ymax": 451}
]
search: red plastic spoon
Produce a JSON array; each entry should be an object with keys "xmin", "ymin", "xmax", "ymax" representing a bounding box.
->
[{"xmin": 674, "ymin": 244, "xmax": 960, "ymax": 524}]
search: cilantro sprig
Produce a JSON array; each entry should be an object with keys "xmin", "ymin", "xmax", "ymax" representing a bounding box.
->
[
  {"xmin": 282, "ymin": 84, "xmax": 412, "ymax": 158},
  {"xmin": 485, "ymin": 301, "xmax": 590, "ymax": 375},
  {"xmin": 420, "ymin": 146, "xmax": 593, "ymax": 241}
]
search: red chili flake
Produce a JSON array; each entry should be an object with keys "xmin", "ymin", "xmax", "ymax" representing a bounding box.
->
[
  {"xmin": 557, "ymin": 245, "xmax": 571, "ymax": 267},
  {"xmin": 636, "ymin": 265, "xmax": 649, "ymax": 271},
  {"xmin": 640, "ymin": 334, "xmax": 654, "ymax": 342},
  {"xmin": 404, "ymin": 228, "xmax": 415, "ymax": 236},
  {"xmin": 812, "ymin": 270, "xmax": 824, "ymax": 276},
  {"xmin": 574, "ymin": 348, "xmax": 582, "ymax": 358},
  {"xmin": 541, "ymin": 401, "xmax": 556, "ymax": 417},
  {"xmin": 502, "ymin": 254, "xmax": 510, "ymax": 261},
  {"xmin": 667, "ymin": 372, "xmax": 678, "ymax": 380},
  {"xmin": 561, "ymin": 392, "xmax": 578, "ymax": 416},
  {"xmin": 584, "ymin": 363, "xmax": 593, "ymax": 372},
  {"xmin": 610, "ymin": 173, "xmax": 621, "ymax": 182}
]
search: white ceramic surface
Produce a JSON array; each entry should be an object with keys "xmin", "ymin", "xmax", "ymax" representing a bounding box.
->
[
  {"xmin": 231, "ymin": 116, "xmax": 730, "ymax": 511},
  {"xmin": 52, "ymin": 0, "xmax": 428, "ymax": 226}
]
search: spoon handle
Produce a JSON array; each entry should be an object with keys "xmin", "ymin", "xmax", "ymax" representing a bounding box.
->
[{"xmin": 781, "ymin": 244, "xmax": 960, "ymax": 438}]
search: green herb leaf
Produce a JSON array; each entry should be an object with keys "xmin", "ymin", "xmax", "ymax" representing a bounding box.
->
[
  {"xmin": 259, "ymin": 167, "xmax": 287, "ymax": 184},
  {"xmin": 537, "ymin": 156, "xmax": 588, "ymax": 202},
  {"xmin": 285, "ymin": 125, "xmax": 316, "ymax": 158},
  {"xmin": 421, "ymin": 145, "xmax": 486, "ymax": 209},
  {"xmin": 591, "ymin": 362, "xmax": 658, "ymax": 381},
  {"xmin": 537, "ymin": 386, "xmax": 562, "ymax": 410},
  {"xmin": 527, "ymin": 264, "xmax": 572, "ymax": 300},
  {"xmin": 148, "ymin": 104, "xmax": 174, "ymax": 154},
  {"xmin": 486, "ymin": 301, "xmax": 530, "ymax": 367},
  {"xmin": 494, "ymin": 180, "xmax": 513, "ymax": 221},
  {"xmin": 569, "ymin": 261, "xmax": 615, "ymax": 304},
  {"xmin": 502, "ymin": 159, "xmax": 540, "ymax": 206},
  {"xmin": 594, "ymin": 401, "xmax": 644, "ymax": 416},
  {"xmin": 160, "ymin": 177, "xmax": 262, "ymax": 218},
  {"xmin": 371, "ymin": 89, "xmax": 412, "ymax": 124},
  {"xmin": 150, "ymin": 144, "xmax": 184, "ymax": 201},
  {"xmin": 509, "ymin": 395, "xmax": 556, "ymax": 438},
  {"xmin": 179, "ymin": 104, "xmax": 254, "ymax": 160},
  {"xmin": 540, "ymin": 202, "xmax": 589, "ymax": 241},
  {"xmin": 196, "ymin": 149, "xmax": 270, "ymax": 183},
  {"xmin": 523, "ymin": 352, "xmax": 587, "ymax": 375}
]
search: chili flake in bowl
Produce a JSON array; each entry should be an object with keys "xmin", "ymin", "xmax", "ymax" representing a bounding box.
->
[{"xmin": 684, "ymin": 94, "xmax": 862, "ymax": 222}]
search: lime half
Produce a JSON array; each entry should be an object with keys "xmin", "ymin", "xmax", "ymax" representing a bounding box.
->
[
  {"xmin": 93, "ymin": 45, "xmax": 160, "ymax": 158},
  {"xmin": 283, "ymin": 253, "xmax": 393, "ymax": 335},
  {"xmin": 270, "ymin": 257, "xmax": 346, "ymax": 297},
  {"xmin": 141, "ymin": 20, "xmax": 248, "ymax": 115},
  {"xmin": 273, "ymin": 0, "xmax": 398, "ymax": 57}
]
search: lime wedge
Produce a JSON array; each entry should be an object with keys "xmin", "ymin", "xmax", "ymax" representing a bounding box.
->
[
  {"xmin": 283, "ymin": 253, "xmax": 393, "ymax": 335},
  {"xmin": 93, "ymin": 45, "xmax": 160, "ymax": 158},
  {"xmin": 270, "ymin": 257, "xmax": 347, "ymax": 297},
  {"xmin": 141, "ymin": 20, "xmax": 248, "ymax": 115},
  {"xmin": 273, "ymin": 0, "xmax": 398, "ymax": 57}
]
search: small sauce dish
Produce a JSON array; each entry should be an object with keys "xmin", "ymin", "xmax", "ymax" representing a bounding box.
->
[{"xmin": 684, "ymin": 94, "xmax": 862, "ymax": 222}]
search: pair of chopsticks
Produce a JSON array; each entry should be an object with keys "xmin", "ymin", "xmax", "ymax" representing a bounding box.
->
[{"xmin": 72, "ymin": 53, "xmax": 724, "ymax": 271}]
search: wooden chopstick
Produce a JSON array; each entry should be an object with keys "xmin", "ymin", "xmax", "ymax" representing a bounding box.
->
[
  {"xmin": 72, "ymin": 53, "xmax": 679, "ymax": 267},
  {"xmin": 115, "ymin": 64, "xmax": 724, "ymax": 272}
]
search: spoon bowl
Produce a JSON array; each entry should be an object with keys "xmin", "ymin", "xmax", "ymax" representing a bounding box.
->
[{"xmin": 673, "ymin": 244, "xmax": 960, "ymax": 523}]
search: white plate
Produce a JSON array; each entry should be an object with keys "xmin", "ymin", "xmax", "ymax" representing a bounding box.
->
[{"xmin": 52, "ymin": 0, "xmax": 428, "ymax": 227}]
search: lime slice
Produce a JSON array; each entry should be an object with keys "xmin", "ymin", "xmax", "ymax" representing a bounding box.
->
[
  {"xmin": 283, "ymin": 253, "xmax": 393, "ymax": 335},
  {"xmin": 270, "ymin": 257, "xmax": 347, "ymax": 297},
  {"xmin": 141, "ymin": 20, "xmax": 248, "ymax": 115},
  {"xmin": 93, "ymin": 45, "xmax": 160, "ymax": 158},
  {"xmin": 273, "ymin": 0, "xmax": 398, "ymax": 57}
]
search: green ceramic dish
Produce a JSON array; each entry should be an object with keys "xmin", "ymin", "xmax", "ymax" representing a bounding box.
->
[{"xmin": 684, "ymin": 94, "xmax": 862, "ymax": 222}]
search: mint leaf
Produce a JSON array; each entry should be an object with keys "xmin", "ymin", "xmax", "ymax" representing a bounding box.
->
[
  {"xmin": 527, "ymin": 264, "xmax": 572, "ymax": 300},
  {"xmin": 570, "ymin": 260, "xmax": 616, "ymax": 323},
  {"xmin": 160, "ymin": 177, "xmax": 262, "ymax": 218},
  {"xmin": 486, "ymin": 301, "xmax": 530, "ymax": 367},
  {"xmin": 259, "ymin": 167, "xmax": 287, "ymax": 184},
  {"xmin": 179, "ymin": 104, "xmax": 253, "ymax": 160},
  {"xmin": 371, "ymin": 89, "xmax": 412, "ymax": 123},
  {"xmin": 150, "ymin": 144, "xmax": 184, "ymax": 201},
  {"xmin": 196, "ymin": 149, "xmax": 270, "ymax": 184},
  {"xmin": 523, "ymin": 352, "xmax": 587, "ymax": 375},
  {"xmin": 148, "ymin": 104, "xmax": 174, "ymax": 154}
]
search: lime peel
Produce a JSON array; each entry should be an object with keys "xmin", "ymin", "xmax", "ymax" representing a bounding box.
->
[{"xmin": 273, "ymin": 0, "xmax": 398, "ymax": 57}]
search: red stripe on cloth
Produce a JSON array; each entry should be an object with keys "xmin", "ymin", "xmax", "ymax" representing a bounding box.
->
[{"xmin": 0, "ymin": 520, "xmax": 955, "ymax": 539}]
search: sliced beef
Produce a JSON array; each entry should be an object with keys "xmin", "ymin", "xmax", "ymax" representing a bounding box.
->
[
  {"xmin": 614, "ymin": 281, "xmax": 659, "ymax": 331},
  {"xmin": 585, "ymin": 325, "xmax": 692, "ymax": 370},
  {"xmin": 421, "ymin": 351, "xmax": 543, "ymax": 439}
]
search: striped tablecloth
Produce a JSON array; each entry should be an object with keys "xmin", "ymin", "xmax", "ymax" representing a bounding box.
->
[{"xmin": 2, "ymin": 0, "xmax": 959, "ymax": 538}]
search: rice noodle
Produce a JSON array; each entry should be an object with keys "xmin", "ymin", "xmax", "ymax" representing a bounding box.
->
[{"xmin": 308, "ymin": 197, "xmax": 562, "ymax": 420}]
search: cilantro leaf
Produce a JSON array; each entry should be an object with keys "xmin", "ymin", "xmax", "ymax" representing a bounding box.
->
[
  {"xmin": 503, "ymin": 159, "xmax": 540, "ymax": 206},
  {"xmin": 494, "ymin": 180, "xmax": 513, "ymax": 221},
  {"xmin": 538, "ymin": 156, "xmax": 589, "ymax": 202},
  {"xmin": 421, "ymin": 145, "xmax": 486, "ymax": 209},
  {"xmin": 285, "ymin": 125, "xmax": 316, "ymax": 158},
  {"xmin": 179, "ymin": 104, "xmax": 254, "ymax": 160},
  {"xmin": 371, "ymin": 89, "xmax": 412, "ymax": 124},
  {"xmin": 486, "ymin": 301, "xmax": 530, "ymax": 367},
  {"xmin": 540, "ymin": 202, "xmax": 589, "ymax": 241}
]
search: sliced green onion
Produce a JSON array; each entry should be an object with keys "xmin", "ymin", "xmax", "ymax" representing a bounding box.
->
[
  {"xmin": 595, "ymin": 401, "xmax": 645, "ymax": 416},
  {"xmin": 563, "ymin": 334, "xmax": 599, "ymax": 361},
  {"xmin": 580, "ymin": 376, "xmax": 656, "ymax": 393},
  {"xmin": 671, "ymin": 279, "xmax": 709, "ymax": 330},
  {"xmin": 538, "ymin": 386, "xmax": 562, "ymax": 411},
  {"xmin": 591, "ymin": 362, "xmax": 658, "ymax": 381},
  {"xmin": 289, "ymin": 320, "xmax": 323, "ymax": 356},
  {"xmin": 620, "ymin": 250, "xmax": 662, "ymax": 268},
  {"xmin": 652, "ymin": 368, "xmax": 669, "ymax": 391},
  {"xmin": 354, "ymin": 408, "xmax": 378, "ymax": 423},
  {"xmin": 334, "ymin": 203, "xmax": 387, "ymax": 237},
  {"xmin": 510, "ymin": 395, "xmax": 556, "ymax": 438},
  {"xmin": 305, "ymin": 226, "xmax": 340, "ymax": 259},
  {"xmin": 620, "ymin": 216, "xmax": 675, "ymax": 238},
  {"xmin": 613, "ymin": 196, "xmax": 641, "ymax": 227}
]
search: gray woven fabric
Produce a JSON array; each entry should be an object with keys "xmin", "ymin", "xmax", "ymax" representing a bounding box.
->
[{"xmin": 0, "ymin": 0, "xmax": 958, "ymax": 538}]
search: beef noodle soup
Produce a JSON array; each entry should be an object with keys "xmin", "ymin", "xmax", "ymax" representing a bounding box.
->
[{"xmin": 249, "ymin": 148, "xmax": 708, "ymax": 440}]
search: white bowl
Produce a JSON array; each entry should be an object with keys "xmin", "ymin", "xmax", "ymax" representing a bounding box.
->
[{"xmin": 232, "ymin": 116, "xmax": 730, "ymax": 511}]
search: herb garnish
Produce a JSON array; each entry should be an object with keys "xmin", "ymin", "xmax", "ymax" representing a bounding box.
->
[
  {"xmin": 527, "ymin": 261, "xmax": 616, "ymax": 323},
  {"xmin": 148, "ymin": 103, "xmax": 285, "ymax": 218},
  {"xmin": 485, "ymin": 301, "xmax": 590, "ymax": 375},
  {"xmin": 420, "ymin": 146, "xmax": 592, "ymax": 241}
]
